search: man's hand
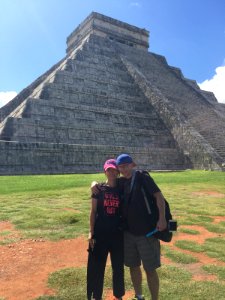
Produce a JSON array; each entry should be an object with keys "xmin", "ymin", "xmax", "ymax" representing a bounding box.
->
[
  {"xmin": 156, "ymin": 217, "xmax": 167, "ymax": 231},
  {"xmin": 91, "ymin": 181, "xmax": 99, "ymax": 194}
]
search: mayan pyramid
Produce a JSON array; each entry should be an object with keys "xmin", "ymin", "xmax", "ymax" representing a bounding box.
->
[{"xmin": 0, "ymin": 12, "xmax": 225, "ymax": 174}]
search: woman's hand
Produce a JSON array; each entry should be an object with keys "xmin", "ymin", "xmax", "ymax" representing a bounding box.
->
[{"xmin": 88, "ymin": 232, "xmax": 95, "ymax": 250}]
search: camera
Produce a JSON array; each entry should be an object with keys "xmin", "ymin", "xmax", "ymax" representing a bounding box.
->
[{"xmin": 168, "ymin": 220, "xmax": 177, "ymax": 232}]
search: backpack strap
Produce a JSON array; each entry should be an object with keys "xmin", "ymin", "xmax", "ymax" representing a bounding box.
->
[
  {"xmin": 137, "ymin": 170, "xmax": 154, "ymax": 215},
  {"xmin": 130, "ymin": 170, "xmax": 136, "ymax": 193},
  {"xmin": 141, "ymin": 186, "xmax": 152, "ymax": 215},
  {"xmin": 126, "ymin": 170, "xmax": 137, "ymax": 207}
]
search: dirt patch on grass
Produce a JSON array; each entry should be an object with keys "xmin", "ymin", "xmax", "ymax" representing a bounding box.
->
[
  {"xmin": 171, "ymin": 225, "xmax": 217, "ymax": 244},
  {"xmin": 192, "ymin": 190, "xmax": 225, "ymax": 198},
  {"xmin": 0, "ymin": 229, "xmax": 88, "ymax": 300},
  {"xmin": 0, "ymin": 221, "xmax": 22, "ymax": 243},
  {"xmin": 0, "ymin": 220, "xmax": 224, "ymax": 300},
  {"xmin": 213, "ymin": 216, "xmax": 225, "ymax": 223},
  {"xmin": 164, "ymin": 224, "xmax": 225, "ymax": 282}
]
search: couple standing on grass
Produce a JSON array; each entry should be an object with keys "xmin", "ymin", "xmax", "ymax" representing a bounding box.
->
[{"xmin": 87, "ymin": 153, "xmax": 167, "ymax": 300}]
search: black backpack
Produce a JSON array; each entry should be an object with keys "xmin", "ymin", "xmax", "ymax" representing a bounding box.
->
[{"xmin": 132, "ymin": 170, "xmax": 174, "ymax": 242}]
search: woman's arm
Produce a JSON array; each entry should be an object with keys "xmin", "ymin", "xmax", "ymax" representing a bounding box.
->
[{"xmin": 88, "ymin": 198, "xmax": 97, "ymax": 249}]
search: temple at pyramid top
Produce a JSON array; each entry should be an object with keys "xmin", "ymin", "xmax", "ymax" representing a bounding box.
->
[{"xmin": 66, "ymin": 12, "xmax": 149, "ymax": 53}]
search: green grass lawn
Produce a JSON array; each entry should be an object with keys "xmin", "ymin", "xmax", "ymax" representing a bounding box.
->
[{"xmin": 0, "ymin": 170, "xmax": 225, "ymax": 299}]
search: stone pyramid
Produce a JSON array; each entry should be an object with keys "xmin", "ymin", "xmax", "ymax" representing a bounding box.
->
[{"xmin": 0, "ymin": 12, "xmax": 225, "ymax": 174}]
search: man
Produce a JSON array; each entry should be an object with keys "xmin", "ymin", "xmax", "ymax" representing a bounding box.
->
[{"xmin": 115, "ymin": 153, "xmax": 167, "ymax": 300}]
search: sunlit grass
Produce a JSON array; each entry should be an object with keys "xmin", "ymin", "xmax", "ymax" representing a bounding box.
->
[
  {"xmin": 1, "ymin": 170, "xmax": 225, "ymax": 299},
  {"xmin": 175, "ymin": 240, "xmax": 204, "ymax": 253},
  {"xmin": 202, "ymin": 265, "xmax": 225, "ymax": 280},
  {"xmin": 36, "ymin": 265, "xmax": 225, "ymax": 300},
  {"xmin": 162, "ymin": 245, "xmax": 199, "ymax": 264}
]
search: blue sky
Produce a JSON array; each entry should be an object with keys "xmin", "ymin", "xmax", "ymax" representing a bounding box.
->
[{"xmin": 0, "ymin": 0, "xmax": 225, "ymax": 107}]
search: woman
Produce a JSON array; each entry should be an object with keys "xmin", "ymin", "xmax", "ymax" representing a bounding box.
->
[{"xmin": 87, "ymin": 159, "xmax": 125, "ymax": 300}]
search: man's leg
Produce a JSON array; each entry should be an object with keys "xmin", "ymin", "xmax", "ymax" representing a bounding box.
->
[
  {"xmin": 145, "ymin": 269, "xmax": 159, "ymax": 300},
  {"xmin": 124, "ymin": 232, "xmax": 143, "ymax": 298},
  {"xmin": 136, "ymin": 236, "xmax": 160, "ymax": 300},
  {"xmin": 130, "ymin": 266, "xmax": 142, "ymax": 296}
]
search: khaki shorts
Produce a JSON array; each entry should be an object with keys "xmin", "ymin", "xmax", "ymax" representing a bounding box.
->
[{"xmin": 124, "ymin": 231, "xmax": 161, "ymax": 272}]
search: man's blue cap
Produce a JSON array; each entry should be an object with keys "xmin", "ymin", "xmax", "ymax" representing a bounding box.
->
[{"xmin": 116, "ymin": 154, "xmax": 133, "ymax": 166}]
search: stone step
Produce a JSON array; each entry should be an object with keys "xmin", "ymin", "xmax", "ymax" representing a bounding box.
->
[
  {"xmin": 55, "ymin": 67, "xmax": 133, "ymax": 86},
  {"xmin": 75, "ymin": 52, "xmax": 127, "ymax": 72},
  {"xmin": 75, "ymin": 45, "xmax": 118, "ymax": 61},
  {"xmin": 0, "ymin": 140, "xmax": 188, "ymax": 175},
  {"xmin": 22, "ymin": 98, "xmax": 158, "ymax": 121},
  {"xmin": 199, "ymin": 131, "xmax": 225, "ymax": 139},
  {"xmin": 198, "ymin": 131, "xmax": 225, "ymax": 141},
  {"xmin": 34, "ymin": 89, "xmax": 152, "ymax": 113},
  {"xmin": 51, "ymin": 73, "xmax": 140, "ymax": 95},
  {"xmin": 120, "ymin": 47, "xmax": 212, "ymax": 112},
  {"xmin": 80, "ymin": 46, "xmax": 118, "ymax": 60},
  {"xmin": 39, "ymin": 81, "xmax": 142, "ymax": 101},
  {"xmin": 1, "ymin": 116, "xmax": 175, "ymax": 147},
  {"xmin": 69, "ymin": 59, "xmax": 130, "ymax": 79},
  {"xmin": 3, "ymin": 113, "xmax": 168, "ymax": 134},
  {"xmin": 0, "ymin": 115, "xmax": 174, "ymax": 139}
]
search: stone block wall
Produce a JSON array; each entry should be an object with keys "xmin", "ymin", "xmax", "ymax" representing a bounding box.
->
[{"xmin": 0, "ymin": 141, "xmax": 187, "ymax": 175}]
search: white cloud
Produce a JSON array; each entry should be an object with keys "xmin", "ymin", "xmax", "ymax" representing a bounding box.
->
[
  {"xmin": 130, "ymin": 2, "xmax": 141, "ymax": 7},
  {"xmin": 0, "ymin": 91, "xmax": 17, "ymax": 108},
  {"xmin": 198, "ymin": 64, "xmax": 225, "ymax": 104}
]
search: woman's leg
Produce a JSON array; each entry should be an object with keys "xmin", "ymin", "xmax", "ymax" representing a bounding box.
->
[
  {"xmin": 110, "ymin": 233, "xmax": 125, "ymax": 298},
  {"xmin": 87, "ymin": 239, "xmax": 108, "ymax": 300}
]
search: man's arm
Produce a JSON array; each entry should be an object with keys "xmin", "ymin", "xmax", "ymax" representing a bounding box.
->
[
  {"xmin": 91, "ymin": 181, "xmax": 99, "ymax": 194},
  {"xmin": 154, "ymin": 191, "xmax": 167, "ymax": 231}
]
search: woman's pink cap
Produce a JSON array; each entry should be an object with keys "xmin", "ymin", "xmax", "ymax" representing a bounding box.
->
[{"xmin": 103, "ymin": 159, "xmax": 118, "ymax": 171}]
